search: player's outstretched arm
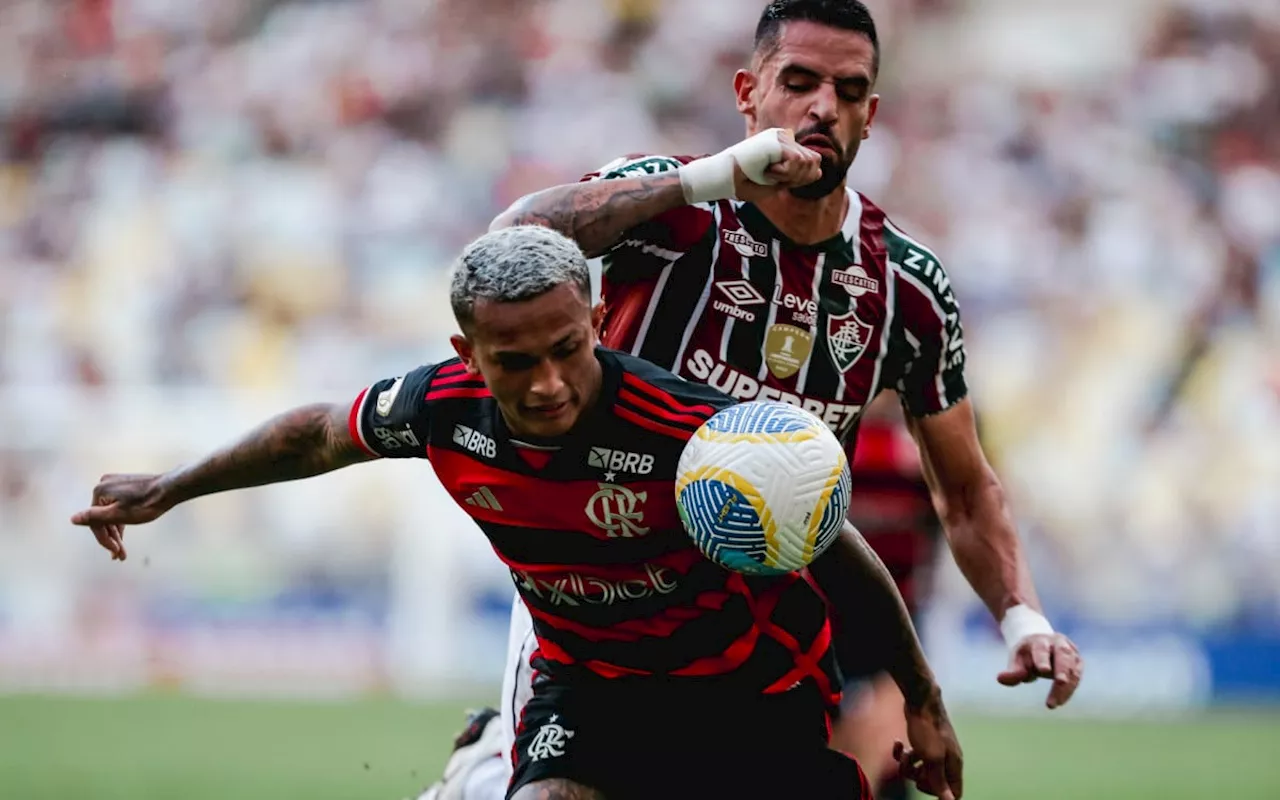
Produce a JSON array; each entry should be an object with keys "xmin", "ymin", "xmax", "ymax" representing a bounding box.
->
[
  {"xmin": 71, "ymin": 403, "xmax": 374, "ymax": 561},
  {"xmin": 908, "ymin": 398, "xmax": 1083, "ymax": 709},
  {"xmin": 490, "ymin": 170, "xmax": 687, "ymax": 259},
  {"xmin": 489, "ymin": 129, "xmax": 819, "ymax": 257},
  {"xmin": 810, "ymin": 523, "xmax": 963, "ymax": 800}
]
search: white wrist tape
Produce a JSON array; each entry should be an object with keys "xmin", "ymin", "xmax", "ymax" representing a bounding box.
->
[
  {"xmin": 679, "ymin": 128, "xmax": 786, "ymax": 204},
  {"xmin": 1000, "ymin": 604, "xmax": 1054, "ymax": 650}
]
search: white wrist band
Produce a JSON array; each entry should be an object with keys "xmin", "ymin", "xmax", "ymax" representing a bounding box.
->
[
  {"xmin": 1000, "ymin": 604, "xmax": 1054, "ymax": 650},
  {"xmin": 679, "ymin": 128, "xmax": 786, "ymax": 204}
]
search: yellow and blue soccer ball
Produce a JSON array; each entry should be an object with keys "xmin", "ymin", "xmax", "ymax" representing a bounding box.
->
[{"xmin": 675, "ymin": 401, "xmax": 851, "ymax": 575}]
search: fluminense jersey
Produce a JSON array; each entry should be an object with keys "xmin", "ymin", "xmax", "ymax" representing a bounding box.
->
[
  {"xmin": 586, "ymin": 155, "xmax": 969, "ymax": 449},
  {"xmin": 349, "ymin": 348, "xmax": 840, "ymax": 702}
]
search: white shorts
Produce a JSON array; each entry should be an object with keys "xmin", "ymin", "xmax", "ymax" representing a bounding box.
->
[{"xmin": 498, "ymin": 593, "xmax": 537, "ymax": 762}]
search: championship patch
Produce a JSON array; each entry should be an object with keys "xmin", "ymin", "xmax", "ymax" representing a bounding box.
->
[{"xmin": 764, "ymin": 324, "xmax": 813, "ymax": 379}]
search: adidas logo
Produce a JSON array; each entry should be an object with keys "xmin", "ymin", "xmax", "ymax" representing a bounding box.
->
[{"xmin": 464, "ymin": 486, "xmax": 503, "ymax": 511}]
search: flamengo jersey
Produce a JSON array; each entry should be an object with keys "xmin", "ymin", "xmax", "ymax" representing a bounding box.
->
[
  {"xmin": 349, "ymin": 348, "xmax": 840, "ymax": 701},
  {"xmin": 847, "ymin": 418, "xmax": 939, "ymax": 614},
  {"xmin": 586, "ymin": 155, "xmax": 968, "ymax": 446}
]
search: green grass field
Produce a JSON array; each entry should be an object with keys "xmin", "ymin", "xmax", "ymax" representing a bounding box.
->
[{"xmin": 1, "ymin": 693, "xmax": 1278, "ymax": 799}]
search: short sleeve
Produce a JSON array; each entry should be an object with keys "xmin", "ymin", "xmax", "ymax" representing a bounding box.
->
[
  {"xmin": 348, "ymin": 363, "xmax": 439, "ymax": 458},
  {"xmin": 886, "ymin": 229, "xmax": 969, "ymax": 418}
]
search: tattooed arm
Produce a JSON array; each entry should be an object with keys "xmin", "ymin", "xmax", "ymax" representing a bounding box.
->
[
  {"xmin": 71, "ymin": 403, "xmax": 374, "ymax": 560},
  {"xmin": 489, "ymin": 171, "xmax": 687, "ymax": 258}
]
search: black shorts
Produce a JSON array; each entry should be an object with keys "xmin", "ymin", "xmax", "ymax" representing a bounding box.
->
[{"xmin": 508, "ymin": 675, "xmax": 869, "ymax": 800}]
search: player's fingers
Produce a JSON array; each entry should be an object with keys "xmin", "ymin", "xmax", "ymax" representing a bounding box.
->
[
  {"xmin": 997, "ymin": 648, "xmax": 1030, "ymax": 685},
  {"xmin": 1047, "ymin": 647, "xmax": 1083, "ymax": 709},
  {"xmin": 918, "ymin": 760, "xmax": 952, "ymax": 800},
  {"xmin": 110, "ymin": 525, "xmax": 128, "ymax": 561},
  {"xmin": 90, "ymin": 525, "xmax": 121, "ymax": 559},
  {"xmin": 946, "ymin": 746, "xmax": 964, "ymax": 798},
  {"xmin": 764, "ymin": 162, "xmax": 792, "ymax": 181},
  {"xmin": 71, "ymin": 505, "xmax": 109, "ymax": 526},
  {"xmin": 894, "ymin": 744, "xmax": 920, "ymax": 782},
  {"xmin": 1031, "ymin": 639, "xmax": 1054, "ymax": 678}
]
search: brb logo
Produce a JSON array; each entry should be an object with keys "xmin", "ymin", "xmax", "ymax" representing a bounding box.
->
[
  {"xmin": 452, "ymin": 424, "xmax": 496, "ymax": 459},
  {"xmin": 585, "ymin": 483, "xmax": 650, "ymax": 538},
  {"xmin": 587, "ymin": 446, "xmax": 654, "ymax": 476}
]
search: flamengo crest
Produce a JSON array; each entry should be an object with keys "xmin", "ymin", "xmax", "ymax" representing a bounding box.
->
[
  {"xmin": 586, "ymin": 483, "xmax": 650, "ymax": 538},
  {"xmin": 527, "ymin": 715, "xmax": 575, "ymax": 761},
  {"xmin": 826, "ymin": 308, "xmax": 874, "ymax": 374}
]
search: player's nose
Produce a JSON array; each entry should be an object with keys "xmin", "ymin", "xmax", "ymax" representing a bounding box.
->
[
  {"xmin": 528, "ymin": 358, "xmax": 565, "ymax": 398},
  {"xmin": 807, "ymin": 83, "xmax": 839, "ymax": 126}
]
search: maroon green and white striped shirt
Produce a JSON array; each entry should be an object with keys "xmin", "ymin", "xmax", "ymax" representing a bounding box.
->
[{"xmin": 588, "ymin": 154, "xmax": 968, "ymax": 448}]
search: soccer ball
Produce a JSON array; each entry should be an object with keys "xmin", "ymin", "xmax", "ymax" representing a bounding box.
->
[{"xmin": 675, "ymin": 401, "xmax": 851, "ymax": 576}]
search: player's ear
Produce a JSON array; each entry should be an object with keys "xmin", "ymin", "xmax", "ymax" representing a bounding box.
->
[
  {"xmin": 591, "ymin": 302, "xmax": 605, "ymax": 335},
  {"xmin": 733, "ymin": 69, "xmax": 758, "ymax": 123},
  {"xmin": 450, "ymin": 334, "xmax": 481, "ymax": 375},
  {"xmin": 863, "ymin": 94, "xmax": 879, "ymax": 140}
]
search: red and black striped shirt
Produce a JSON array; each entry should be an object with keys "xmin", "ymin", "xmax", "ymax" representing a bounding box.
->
[
  {"xmin": 846, "ymin": 415, "xmax": 939, "ymax": 613},
  {"xmin": 350, "ymin": 348, "xmax": 840, "ymax": 701}
]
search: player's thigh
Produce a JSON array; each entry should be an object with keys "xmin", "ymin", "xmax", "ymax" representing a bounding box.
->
[
  {"xmin": 500, "ymin": 593, "xmax": 538, "ymax": 753},
  {"xmin": 831, "ymin": 673, "xmax": 907, "ymax": 785},
  {"xmin": 510, "ymin": 778, "xmax": 606, "ymax": 800}
]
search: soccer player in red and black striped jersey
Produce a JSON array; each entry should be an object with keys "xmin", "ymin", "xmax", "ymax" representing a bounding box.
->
[
  {"xmin": 835, "ymin": 392, "xmax": 942, "ymax": 799},
  {"xmin": 474, "ymin": 1, "xmax": 1083, "ymax": 797},
  {"xmin": 72, "ymin": 226, "xmax": 962, "ymax": 800}
]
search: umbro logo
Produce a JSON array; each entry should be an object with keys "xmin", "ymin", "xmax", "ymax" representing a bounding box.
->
[
  {"xmin": 453, "ymin": 424, "xmax": 497, "ymax": 458},
  {"xmin": 464, "ymin": 486, "xmax": 503, "ymax": 511},
  {"xmin": 713, "ymin": 280, "xmax": 765, "ymax": 323},
  {"xmin": 715, "ymin": 280, "xmax": 766, "ymax": 306}
]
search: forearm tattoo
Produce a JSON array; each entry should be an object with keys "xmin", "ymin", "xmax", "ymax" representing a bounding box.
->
[
  {"xmin": 499, "ymin": 173, "xmax": 685, "ymax": 258},
  {"xmin": 163, "ymin": 404, "xmax": 367, "ymax": 504}
]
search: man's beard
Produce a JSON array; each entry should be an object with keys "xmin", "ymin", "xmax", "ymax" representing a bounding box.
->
[{"xmin": 788, "ymin": 153, "xmax": 850, "ymax": 200}]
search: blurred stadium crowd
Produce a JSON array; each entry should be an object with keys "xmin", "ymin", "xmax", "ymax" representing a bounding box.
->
[{"xmin": 0, "ymin": 0, "xmax": 1278, "ymax": 688}]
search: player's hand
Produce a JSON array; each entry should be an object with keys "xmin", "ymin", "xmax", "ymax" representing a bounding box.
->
[
  {"xmin": 70, "ymin": 473, "xmax": 171, "ymax": 561},
  {"xmin": 732, "ymin": 129, "xmax": 822, "ymax": 201},
  {"xmin": 896, "ymin": 689, "xmax": 963, "ymax": 800},
  {"xmin": 998, "ymin": 632, "xmax": 1084, "ymax": 709}
]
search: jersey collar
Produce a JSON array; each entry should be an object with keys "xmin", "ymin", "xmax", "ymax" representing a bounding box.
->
[{"xmin": 736, "ymin": 187, "xmax": 862, "ymax": 260}]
